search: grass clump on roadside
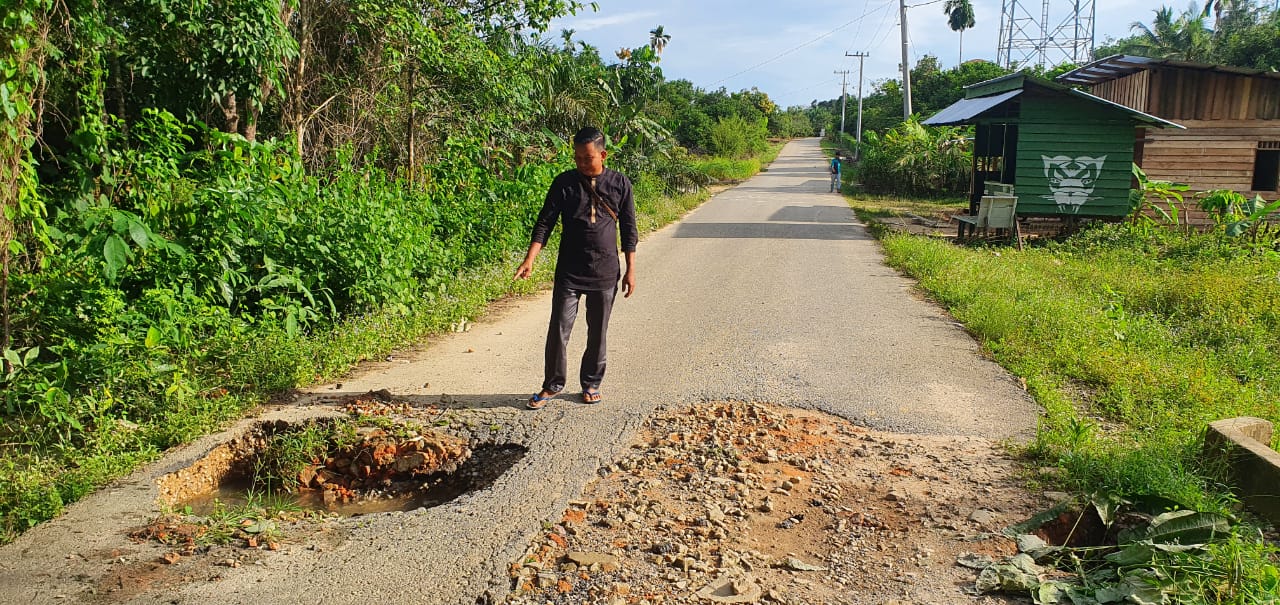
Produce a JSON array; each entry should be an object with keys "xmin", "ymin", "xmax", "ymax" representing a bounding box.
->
[
  {"xmin": 692, "ymin": 142, "xmax": 783, "ymax": 182},
  {"xmin": 848, "ymin": 193, "xmax": 1280, "ymax": 600},
  {"xmin": 692, "ymin": 156, "xmax": 761, "ymax": 182}
]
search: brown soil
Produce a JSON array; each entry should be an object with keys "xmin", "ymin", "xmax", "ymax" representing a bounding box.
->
[
  {"xmin": 504, "ymin": 401, "xmax": 1047, "ymax": 605},
  {"xmin": 102, "ymin": 398, "xmax": 1048, "ymax": 605}
]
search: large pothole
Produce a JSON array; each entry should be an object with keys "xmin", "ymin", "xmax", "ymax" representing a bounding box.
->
[{"xmin": 158, "ymin": 417, "xmax": 526, "ymax": 516}]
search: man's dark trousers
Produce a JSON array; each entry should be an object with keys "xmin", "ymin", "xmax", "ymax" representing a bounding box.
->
[{"xmin": 543, "ymin": 283, "xmax": 617, "ymax": 393}]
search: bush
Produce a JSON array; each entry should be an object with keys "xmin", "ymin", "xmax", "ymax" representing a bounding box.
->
[
  {"xmin": 692, "ymin": 156, "xmax": 760, "ymax": 181},
  {"xmin": 857, "ymin": 117, "xmax": 970, "ymax": 196},
  {"xmin": 707, "ymin": 115, "xmax": 768, "ymax": 159}
]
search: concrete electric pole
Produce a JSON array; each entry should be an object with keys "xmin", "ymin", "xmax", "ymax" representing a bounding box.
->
[
  {"xmin": 845, "ymin": 52, "xmax": 867, "ymax": 159},
  {"xmin": 899, "ymin": 0, "xmax": 912, "ymax": 118},
  {"xmin": 834, "ymin": 70, "xmax": 850, "ymax": 138}
]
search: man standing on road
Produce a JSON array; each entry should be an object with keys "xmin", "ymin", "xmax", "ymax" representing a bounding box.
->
[{"xmin": 514, "ymin": 127, "xmax": 637, "ymax": 410}]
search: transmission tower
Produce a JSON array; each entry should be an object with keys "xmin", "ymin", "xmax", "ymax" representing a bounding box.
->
[{"xmin": 997, "ymin": 0, "xmax": 1096, "ymax": 70}]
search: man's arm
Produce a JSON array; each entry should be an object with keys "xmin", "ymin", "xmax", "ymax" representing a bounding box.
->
[
  {"xmin": 514, "ymin": 241, "xmax": 543, "ymax": 280},
  {"xmin": 516, "ymin": 179, "xmax": 561, "ymax": 280},
  {"xmin": 621, "ymin": 251, "xmax": 635, "ymax": 297},
  {"xmin": 618, "ymin": 175, "xmax": 638, "ymax": 298}
]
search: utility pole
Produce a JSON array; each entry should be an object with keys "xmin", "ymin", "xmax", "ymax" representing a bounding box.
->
[
  {"xmin": 834, "ymin": 70, "xmax": 850, "ymax": 138},
  {"xmin": 846, "ymin": 52, "xmax": 867, "ymax": 159},
  {"xmin": 899, "ymin": 0, "xmax": 912, "ymax": 118}
]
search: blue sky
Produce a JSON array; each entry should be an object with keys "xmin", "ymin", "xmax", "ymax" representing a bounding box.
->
[{"xmin": 549, "ymin": 0, "xmax": 1170, "ymax": 109}]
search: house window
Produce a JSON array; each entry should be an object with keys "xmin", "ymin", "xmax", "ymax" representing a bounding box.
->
[{"xmin": 1255, "ymin": 142, "xmax": 1280, "ymax": 191}]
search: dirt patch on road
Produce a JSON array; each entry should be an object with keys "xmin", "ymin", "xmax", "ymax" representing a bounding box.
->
[{"xmin": 505, "ymin": 401, "xmax": 1044, "ymax": 605}]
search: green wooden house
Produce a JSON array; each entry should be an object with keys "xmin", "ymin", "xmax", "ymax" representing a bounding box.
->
[{"xmin": 924, "ymin": 72, "xmax": 1182, "ymax": 218}]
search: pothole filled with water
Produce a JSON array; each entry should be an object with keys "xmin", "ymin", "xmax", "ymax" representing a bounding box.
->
[{"xmin": 158, "ymin": 418, "xmax": 526, "ymax": 516}]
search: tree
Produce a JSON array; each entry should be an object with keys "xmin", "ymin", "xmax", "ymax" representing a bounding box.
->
[
  {"xmin": 649, "ymin": 25, "xmax": 670, "ymax": 103},
  {"xmin": 649, "ymin": 25, "xmax": 670, "ymax": 58},
  {"xmin": 1130, "ymin": 5, "xmax": 1214, "ymax": 62},
  {"xmin": 1215, "ymin": 7, "xmax": 1280, "ymax": 70},
  {"xmin": 1201, "ymin": 0, "xmax": 1247, "ymax": 24},
  {"xmin": 943, "ymin": 0, "xmax": 976, "ymax": 64}
]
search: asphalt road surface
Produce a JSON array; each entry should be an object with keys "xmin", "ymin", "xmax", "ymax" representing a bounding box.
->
[{"xmin": 0, "ymin": 137, "xmax": 1039, "ymax": 605}]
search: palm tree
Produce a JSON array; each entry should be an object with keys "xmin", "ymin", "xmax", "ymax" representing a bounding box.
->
[
  {"xmin": 648, "ymin": 25, "xmax": 670, "ymax": 58},
  {"xmin": 1130, "ymin": 5, "xmax": 1213, "ymax": 62},
  {"xmin": 943, "ymin": 0, "xmax": 976, "ymax": 64},
  {"xmin": 648, "ymin": 25, "xmax": 670, "ymax": 103},
  {"xmin": 1201, "ymin": 0, "xmax": 1241, "ymax": 22}
]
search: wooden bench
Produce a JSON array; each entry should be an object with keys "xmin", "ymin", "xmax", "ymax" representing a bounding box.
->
[
  {"xmin": 952, "ymin": 202, "xmax": 990, "ymax": 237},
  {"xmin": 954, "ymin": 183, "xmax": 1016, "ymax": 238},
  {"xmin": 953, "ymin": 194, "xmax": 1023, "ymax": 249}
]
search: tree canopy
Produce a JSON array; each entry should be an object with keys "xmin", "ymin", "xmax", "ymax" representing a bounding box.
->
[{"xmin": 1096, "ymin": 1, "xmax": 1280, "ymax": 70}]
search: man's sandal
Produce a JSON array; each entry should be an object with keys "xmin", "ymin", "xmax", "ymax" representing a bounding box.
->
[
  {"xmin": 527, "ymin": 390, "xmax": 559, "ymax": 410},
  {"xmin": 581, "ymin": 389, "xmax": 602, "ymax": 405}
]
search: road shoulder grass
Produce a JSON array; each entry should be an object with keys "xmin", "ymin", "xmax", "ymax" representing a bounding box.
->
[{"xmin": 847, "ymin": 193, "xmax": 1280, "ymax": 600}]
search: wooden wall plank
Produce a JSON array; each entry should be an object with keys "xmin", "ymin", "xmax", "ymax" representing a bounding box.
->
[{"xmin": 1239, "ymin": 77, "xmax": 1254, "ymax": 120}]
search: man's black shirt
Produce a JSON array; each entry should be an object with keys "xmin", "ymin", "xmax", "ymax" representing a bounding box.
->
[{"xmin": 530, "ymin": 167, "xmax": 638, "ymax": 291}]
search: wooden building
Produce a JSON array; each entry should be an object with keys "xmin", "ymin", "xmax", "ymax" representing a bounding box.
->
[
  {"xmin": 1058, "ymin": 55, "xmax": 1280, "ymax": 202},
  {"xmin": 924, "ymin": 72, "xmax": 1180, "ymax": 219}
]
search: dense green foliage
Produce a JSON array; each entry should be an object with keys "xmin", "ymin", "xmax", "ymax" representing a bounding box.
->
[
  {"xmin": 648, "ymin": 79, "xmax": 810, "ymax": 153},
  {"xmin": 0, "ymin": 1, "xmax": 792, "ymax": 542},
  {"xmin": 849, "ymin": 191, "xmax": 1280, "ymax": 599},
  {"xmin": 1097, "ymin": 1, "xmax": 1280, "ymax": 70},
  {"xmin": 856, "ymin": 118, "xmax": 971, "ymax": 197}
]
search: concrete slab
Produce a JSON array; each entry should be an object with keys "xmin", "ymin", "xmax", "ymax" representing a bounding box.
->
[{"xmin": 1203, "ymin": 417, "xmax": 1280, "ymax": 525}]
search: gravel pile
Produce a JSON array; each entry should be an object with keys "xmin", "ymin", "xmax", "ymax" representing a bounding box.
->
[{"xmin": 505, "ymin": 401, "xmax": 1042, "ymax": 605}]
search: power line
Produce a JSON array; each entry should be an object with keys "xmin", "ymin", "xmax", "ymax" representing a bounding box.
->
[
  {"xmin": 710, "ymin": 1, "xmax": 894, "ymax": 88},
  {"xmin": 846, "ymin": 0, "xmax": 891, "ymax": 55},
  {"xmin": 776, "ymin": 76, "xmax": 841, "ymax": 100},
  {"xmin": 870, "ymin": 3, "xmax": 899, "ymax": 50}
]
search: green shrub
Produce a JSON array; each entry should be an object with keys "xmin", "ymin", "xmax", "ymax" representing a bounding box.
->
[
  {"xmin": 857, "ymin": 117, "xmax": 970, "ymax": 196},
  {"xmin": 707, "ymin": 115, "xmax": 768, "ymax": 159},
  {"xmin": 692, "ymin": 157, "xmax": 760, "ymax": 181}
]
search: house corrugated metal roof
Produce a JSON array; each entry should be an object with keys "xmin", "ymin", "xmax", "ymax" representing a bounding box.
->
[
  {"xmin": 1057, "ymin": 54, "xmax": 1280, "ymax": 86},
  {"xmin": 923, "ymin": 72, "xmax": 1184, "ymax": 129},
  {"xmin": 922, "ymin": 90, "xmax": 1022, "ymax": 126}
]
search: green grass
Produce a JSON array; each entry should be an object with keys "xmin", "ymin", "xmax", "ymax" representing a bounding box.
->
[
  {"xmin": 692, "ymin": 156, "xmax": 760, "ymax": 182},
  {"xmin": 845, "ymin": 193, "xmax": 968, "ymax": 222},
  {"xmin": 691, "ymin": 142, "xmax": 783, "ymax": 182},
  {"xmin": 0, "ymin": 148, "xmax": 779, "ymax": 544},
  {"xmin": 870, "ymin": 225, "xmax": 1280, "ymax": 497},
  {"xmin": 848, "ymin": 194, "xmax": 1280, "ymax": 600}
]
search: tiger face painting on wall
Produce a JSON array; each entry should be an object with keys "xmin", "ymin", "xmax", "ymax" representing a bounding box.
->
[{"xmin": 1042, "ymin": 154, "xmax": 1107, "ymax": 214}]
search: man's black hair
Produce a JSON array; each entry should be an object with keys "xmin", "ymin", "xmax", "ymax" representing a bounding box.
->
[{"xmin": 573, "ymin": 127, "xmax": 606, "ymax": 150}]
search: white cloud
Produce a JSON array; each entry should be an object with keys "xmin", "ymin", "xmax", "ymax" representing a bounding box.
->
[{"xmin": 554, "ymin": 10, "xmax": 660, "ymax": 32}]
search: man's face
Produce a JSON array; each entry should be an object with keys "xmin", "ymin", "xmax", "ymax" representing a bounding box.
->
[{"xmin": 574, "ymin": 142, "xmax": 607, "ymax": 177}]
